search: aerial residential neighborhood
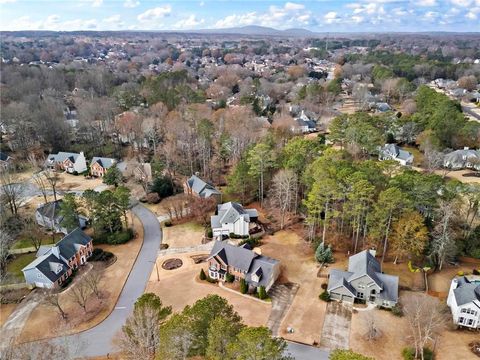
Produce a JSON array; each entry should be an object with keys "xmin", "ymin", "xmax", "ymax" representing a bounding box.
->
[{"xmin": 0, "ymin": 1, "xmax": 480, "ymax": 360}]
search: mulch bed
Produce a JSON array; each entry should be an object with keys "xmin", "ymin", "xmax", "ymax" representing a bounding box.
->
[
  {"xmin": 162, "ymin": 258, "xmax": 183, "ymax": 270},
  {"xmin": 191, "ymin": 255, "xmax": 208, "ymax": 264}
]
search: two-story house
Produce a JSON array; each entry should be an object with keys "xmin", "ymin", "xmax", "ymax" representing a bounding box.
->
[
  {"xmin": 45, "ymin": 151, "xmax": 88, "ymax": 174},
  {"xmin": 447, "ymin": 276, "xmax": 480, "ymax": 329},
  {"xmin": 90, "ymin": 157, "xmax": 117, "ymax": 177},
  {"xmin": 327, "ymin": 250, "xmax": 399, "ymax": 308},
  {"xmin": 210, "ymin": 202, "xmax": 258, "ymax": 239},
  {"xmin": 22, "ymin": 228, "xmax": 93, "ymax": 289},
  {"xmin": 378, "ymin": 144, "xmax": 414, "ymax": 166},
  {"xmin": 36, "ymin": 200, "xmax": 87, "ymax": 234},
  {"xmin": 207, "ymin": 241, "xmax": 280, "ymax": 292},
  {"xmin": 184, "ymin": 174, "xmax": 222, "ymax": 201}
]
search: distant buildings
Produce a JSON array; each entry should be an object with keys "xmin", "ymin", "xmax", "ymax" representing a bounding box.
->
[
  {"xmin": 447, "ymin": 276, "xmax": 480, "ymax": 329},
  {"xmin": 46, "ymin": 151, "xmax": 88, "ymax": 174},
  {"xmin": 90, "ymin": 157, "xmax": 117, "ymax": 177},
  {"xmin": 443, "ymin": 148, "xmax": 480, "ymax": 171}
]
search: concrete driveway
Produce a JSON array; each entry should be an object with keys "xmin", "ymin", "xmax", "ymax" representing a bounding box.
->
[
  {"xmin": 319, "ymin": 301, "xmax": 352, "ymax": 350},
  {"xmin": 51, "ymin": 204, "xmax": 162, "ymax": 357},
  {"xmin": 267, "ymin": 283, "xmax": 299, "ymax": 336}
]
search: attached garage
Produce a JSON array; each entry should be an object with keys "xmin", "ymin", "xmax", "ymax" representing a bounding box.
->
[{"xmin": 340, "ymin": 294, "xmax": 354, "ymax": 303}]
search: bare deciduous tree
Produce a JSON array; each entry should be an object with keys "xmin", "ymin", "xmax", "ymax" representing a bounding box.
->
[
  {"xmin": 85, "ymin": 267, "xmax": 103, "ymax": 299},
  {"xmin": 403, "ymin": 293, "xmax": 447, "ymax": 360},
  {"xmin": 0, "ymin": 230, "xmax": 14, "ymax": 283},
  {"xmin": 269, "ymin": 169, "xmax": 298, "ymax": 229},
  {"xmin": 364, "ymin": 311, "xmax": 381, "ymax": 341},
  {"xmin": 0, "ymin": 171, "xmax": 25, "ymax": 215},
  {"xmin": 32, "ymin": 171, "xmax": 50, "ymax": 204},
  {"xmin": 44, "ymin": 169, "xmax": 60, "ymax": 202},
  {"xmin": 22, "ymin": 216, "xmax": 44, "ymax": 251},
  {"xmin": 43, "ymin": 289, "xmax": 67, "ymax": 320},
  {"xmin": 69, "ymin": 279, "xmax": 91, "ymax": 313}
]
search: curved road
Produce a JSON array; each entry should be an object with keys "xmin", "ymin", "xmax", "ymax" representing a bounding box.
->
[{"xmin": 54, "ymin": 204, "xmax": 162, "ymax": 357}]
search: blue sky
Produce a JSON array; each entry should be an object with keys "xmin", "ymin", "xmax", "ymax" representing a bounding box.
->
[{"xmin": 1, "ymin": 0, "xmax": 479, "ymax": 32}]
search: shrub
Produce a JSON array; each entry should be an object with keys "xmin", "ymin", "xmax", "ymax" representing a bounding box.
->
[
  {"xmin": 321, "ymin": 283, "xmax": 328, "ymax": 290},
  {"xmin": 149, "ymin": 176, "xmax": 174, "ymax": 199},
  {"xmin": 160, "ymin": 244, "xmax": 169, "ymax": 250},
  {"xmin": 206, "ymin": 276, "xmax": 217, "ymax": 283},
  {"xmin": 89, "ymin": 248, "xmax": 114, "ymax": 262},
  {"xmin": 240, "ymin": 278, "xmax": 248, "ymax": 294},
  {"xmin": 225, "ymin": 273, "xmax": 234, "ymax": 283},
  {"xmin": 207, "ymin": 229, "xmax": 213, "ymax": 238},
  {"xmin": 473, "ymin": 268, "xmax": 480, "ymax": 275},
  {"xmin": 94, "ymin": 229, "xmax": 134, "ymax": 245},
  {"xmin": 319, "ymin": 290, "xmax": 331, "ymax": 302},
  {"xmin": 258, "ymin": 286, "xmax": 267, "ymax": 300},
  {"xmin": 330, "ymin": 349, "xmax": 374, "ymax": 360},
  {"xmin": 457, "ymin": 271, "xmax": 464, "ymax": 276},
  {"xmin": 239, "ymin": 237, "xmax": 261, "ymax": 248},
  {"xmin": 164, "ymin": 221, "xmax": 173, "ymax": 227},
  {"xmin": 391, "ymin": 304, "xmax": 404, "ymax": 317},
  {"xmin": 199, "ymin": 268, "xmax": 206, "ymax": 280},
  {"xmin": 402, "ymin": 347, "xmax": 434, "ymax": 360},
  {"xmin": 146, "ymin": 192, "xmax": 161, "ymax": 204}
]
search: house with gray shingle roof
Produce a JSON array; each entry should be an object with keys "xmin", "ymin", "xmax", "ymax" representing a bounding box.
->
[
  {"xmin": 35, "ymin": 199, "xmax": 87, "ymax": 234},
  {"xmin": 327, "ymin": 250, "xmax": 399, "ymax": 308},
  {"xmin": 378, "ymin": 144, "xmax": 414, "ymax": 166},
  {"xmin": 447, "ymin": 276, "xmax": 480, "ymax": 329},
  {"xmin": 184, "ymin": 174, "xmax": 222, "ymax": 201},
  {"xmin": 443, "ymin": 148, "xmax": 480, "ymax": 171},
  {"xmin": 211, "ymin": 202, "xmax": 258, "ymax": 239},
  {"xmin": 207, "ymin": 241, "xmax": 280, "ymax": 292},
  {"xmin": 45, "ymin": 151, "xmax": 87, "ymax": 174},
  {"xmin": 22, "ymin": 228, "xmax": 93, "ymax": 289},
  {"xmin": 90, "ymin": 157, "xmax": 117, "ymax": 177}
]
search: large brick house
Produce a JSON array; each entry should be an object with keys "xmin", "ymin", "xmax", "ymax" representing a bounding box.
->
[
  {"xmin": 90, "ymin": 157, "xmax": 117, "ymax": 177},
  {"xmin": 45, "ymin": 151, "xmax": 87, "ymax": 174},
  {"xmin": 22, "ymin": 228, "xmax": 93, "ymax": 289},
  {"xmin": 207, "ymin": 241, "xmax": 280, "ymax": 292}
]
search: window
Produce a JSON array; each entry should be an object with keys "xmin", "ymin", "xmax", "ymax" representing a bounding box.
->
[
  {"xmin": 468, "ymin": 319, "xmax": 474, "ymax": 326},
  {"xmin": 459, "ymin": 317, "xmax": 465, "ymax": 324},
  {"xmin": 358, "ymin": 292, "xmax": 364, "ymax": 299},
  {"xmin": 461, "ymin": 308, "xmax": 467, "ymax": 313}
]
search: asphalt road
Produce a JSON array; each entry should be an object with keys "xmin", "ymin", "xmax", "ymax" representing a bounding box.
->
[
  {"xmin": 52, "ymin": 204, "xmax": 162, "ymax": 357},
  {"xmin": 286, "ymin": 341, "xmax": 330, "ymax": 360}
]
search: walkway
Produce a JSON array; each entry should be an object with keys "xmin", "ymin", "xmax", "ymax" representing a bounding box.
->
[{"xmin": 50, "ymin": 204, "xmax": 162, "ymax": 357}]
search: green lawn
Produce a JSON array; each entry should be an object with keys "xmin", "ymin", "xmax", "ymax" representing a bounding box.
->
[
  {"xmin": 401, "ymin": 145, "xmax": 424, "ymax": 167},
  {"xmin": 12, "ymin": 233, "xmax": 62, "ymax": 250},
  {"xmin": 6, "ymin": 253, "xmax": 37, "ymax": 278}
]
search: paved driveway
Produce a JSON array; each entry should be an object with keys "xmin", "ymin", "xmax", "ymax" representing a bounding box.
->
[
  {"xmin": 267, "ymin": 283, "xmax": 299, "ymax": 336},
  {"xmin": 52, "ymin": 204, "xmax": 162, "ymax": 357},
  {"xmin": 319, "ymin": 301, "xmax": 352, "ymax": 350}
]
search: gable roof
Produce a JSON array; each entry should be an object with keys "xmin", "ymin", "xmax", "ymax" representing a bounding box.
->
[
  {"xmin": 22, "ymin": 253, "xmax": 69, "ymax": 283},
  {"xmin": 56, "ymin": 228, "xmax": 92, "ymax": 260},
  {"xmin": 327, "ymin": 269, "xmax": 356, "ymax": 296},
  {"xmin": 91, "ymin": 157, "xmax": 116, "ymax": 169},
  {"xmin": 208, "ymin": 241, "xmax": 257, "ymax": 272},
  {"xmin": 453, "ymin": 276, "xmax": 480, "ymax": 306},
  {"xmin": 211, "ymin": 202, "xmax": 258, "ymax": 228},
  {"xmin": 380, "ymin": 144, "xmax": 413, "ymax": 162},
  {"xmin": 47, "ymin": 152, "xmax": 82, "ymax": 164},
  {"xmin": 36, "ymin": 200, "xmax": 63, "ymax": 221},
  {"xmin": 187, "ymin": 175, "xmax": 221, "ymax": 198}
]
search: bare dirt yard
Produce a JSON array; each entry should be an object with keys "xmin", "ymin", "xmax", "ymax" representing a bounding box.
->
[
  {"xmin": 428, "ymin": 263, "xmax": 478, "ymax": 295},
  {"xmin": 17, "ymin": 212, "xmax": 143, "ymax": 343},
  {"xmin": 162, "ymin": 221, "xmax": 205, "ymax": 249},
  {"xmin": 145, "ymin": 252, "xmax": 271, "ymax": 328},
  {"xmin": 260, "ymin": 228, "xmax": 328, "ymax": 345},
  {"xmin": 0, "ymin": 303, "xmax": 18, "ymax": 327}
]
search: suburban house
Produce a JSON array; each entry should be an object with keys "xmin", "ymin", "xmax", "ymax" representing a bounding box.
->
[
  {"xmin": 36, "ymin": 200, "xmax": 87, "ymax": 234},
  {"xmin": 327, "ymin": 250, "xmax": 399, "ymax": 308},
  {"xmin": 211, "ymin": 202, "xmax": 258, "ymax": 239},
  {"xmin": 207, "ymin": 241, "xmax": 280, "ymax": 292},
  {"xmin": 378, "ymin": 144, "xmax": 414, "ymax": 166},
  {"xmin": 22, "ymin": 228, "xmax": 93, "ymax": 288},
  {"xmin": 90, "ymin": 157, "xmax": 117, "ymax": 177},
  {"xmin": 443, "ymin": 148, "xmax": 480, "ymax": 171},
  {"xmin": 45, "ymin": 151, "xmax": 88, "ymax": 174},
  {"xmin": 447, "ymin": 276, "xmax": 480, "ymax": 329},
  {"xmin": 184, "ymin": 174, "xmax": 222, "ymax": 201},
  {"xmin": 0, "ymin": 151, "xmax": 13, "ymax": 170}
]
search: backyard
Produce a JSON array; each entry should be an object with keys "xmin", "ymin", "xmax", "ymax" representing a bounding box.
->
[
  {"xmin": 162, "ymin": 221, "xmax": 205, "ymax": 249},
  {"xmin": 5, "ymin": 253, "xmax": 36, "ymax": 282}
]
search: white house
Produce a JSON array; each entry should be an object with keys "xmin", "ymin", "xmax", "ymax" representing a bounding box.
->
[
  {"xmin": 447, "ymin": 276, "xmax": 480, "ymax": 329},
  {"xmin": 443, "ymin": 148, "xmax": 480, "ymax": 171},
  {"xmin": 210, "ymin": 202, "xmax": 258, "ymax": 239},
  {"xmin": 378, "ymin": 144, "xmax": 414, "ymax": 166},
  {"xmin": 36, "ymin": 200, "xmax": 87, "ymax": 234}
]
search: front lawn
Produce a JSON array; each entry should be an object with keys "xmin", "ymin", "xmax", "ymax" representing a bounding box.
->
[
  {"xmin": 6, "ymin": 253, "xmax": 36, "ymax": 279},
  {"xmin": 162, "ymin": 221, "xmax": 205, "ymax": 249},
  {"xmin": 12, "ymin": 233, "xmax": 62, "ymax": 250}
]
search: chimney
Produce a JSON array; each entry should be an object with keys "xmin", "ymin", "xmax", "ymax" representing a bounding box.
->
[{"xmin": 252, "ymin": 247, "xmax": 262, "ymax": 256}]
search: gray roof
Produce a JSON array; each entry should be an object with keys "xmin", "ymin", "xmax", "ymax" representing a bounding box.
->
[
  {"xmin": 37, "ymin": 200, "xmax": 63, "ymax": 221},
  {"xmin": 56, "ymin": 228, "xmax": 92, "ymax": 260},
  {"xmin": 328, "ymin": 250, "xmax": 399, "ymax": 302},
  {"xmin": 0, "ymin": 152, "xmax": 11, "ymax": 162},
  {"xmin": 211, "ymin": 202, "xmax": 258, "ymax": 228},
  {"xmin": 91, "ymin": 157, "xmax": 116, "ymax": 169},
  {"xmin": 379, "ymin": 144, "xmax": 413, "ymax": 162},
  {"xmin": 444, "ymin": 149, "xmax": 480, "ymax": 170},
  {"xmin": 23, "ymin": 253, "xmax": 69, "ymax": 283},
  {"xmin": 187, "ymin": 175, "xmax": 221, "ymax": 198},
  {"xmin": 208, "ymin": 241, "xmax": 279, "ymax": 287},
  {"xmin": 453, "ymin": 276, "xmax": 480, "ymax": 306},
  {"xmin": 47, "ymin": 152, "xmax": 82, "ymax": 164}
]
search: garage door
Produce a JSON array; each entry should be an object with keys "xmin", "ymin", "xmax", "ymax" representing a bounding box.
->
[{"xmin": 341, "ymin": 295, "xmax": 354, "ymax": 303}]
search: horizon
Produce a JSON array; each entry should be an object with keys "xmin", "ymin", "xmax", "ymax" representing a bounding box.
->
[{"xmin": 1, "ymin": 0, "xmax": 480, "ymax": 33}]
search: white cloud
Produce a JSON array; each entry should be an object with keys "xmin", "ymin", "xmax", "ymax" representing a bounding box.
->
[
  {"xmin": 0, "ymin": 0, "xmax": 16, "ymax": 4},
  {"xmin": 466, "ymin": 6, "xmax": 480, "ymax": 19},
  {"xmin": 174, "ymin": 14, "xmax": 204, "ymax": 29},
  {"xmin": 104, "ymin": 14, "xmax": 124, "ymax": 27},
  {"xmin": 417, "ymin": 0, "xmax": 437, "ymax": 6},
  {"xmin": 80, "ymin": 0, "xmax": 102, "ymax": 7},
  {"xmin": 137, "ymin": 5, "xmax": 172, "ymax": 22},
  {"xmin": 450, "ymin": 0, "xmax": 472, "ymax": 6},
  {"xmin": 199, "ymin": 1, "xmax": 205, "ymax": 6},
  {"xmin": 123, "ymin": 0, "xmax": 139, "ymax": 8},
  {"xmin": 284, "ymin": 2, "xmax": 305, "ymax": 10},
  {"xmin": 324, "ymin": 11, "xmax": 340, "ymax": 24},
  {"xmin": 214, "ymin": 12, "xmax": 257, "ymax": 28},
  {"xmin": 4, "ymin": 15, "xmax": 98, "ymax": 31}
]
